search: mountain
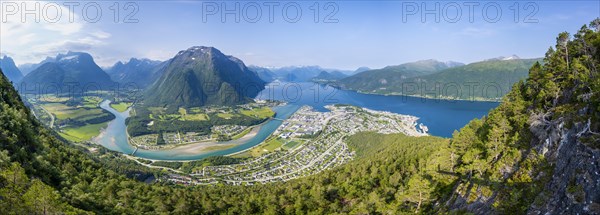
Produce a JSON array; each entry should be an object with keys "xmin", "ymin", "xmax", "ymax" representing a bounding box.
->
[
  {"xmin": 335, "ymin": 58, "xmax": 537, "ymax": 101},
  {"xmin": 486, "ymin": 54, "xmax": 521, "ymax": 61},
  {"xmin": 20, "ymin": 52, "xmax": 115, "ymax": 94},
  {"xmin": 269, "ymin": 66, "xmax": 324, "ymax": 82},
  {"xmin": 18, "ymin": 63, "xmax": 37, "ymax": 75},
  {"xmin": 311, "ymin": 70, "xmax": 348, "ymax": 83},
  {"xmin": 0, "ymin": 55, "xmax": 23, "ymax": 83},
  {"xmin": 17, "ymin": 55, "xmax": 60, "ymax": 75},
  {"xmin": 248, "ymin": 65, "xmax": 277, "ymax": 82},
  {"xmin": 107, "ymin": 58, "xmax": 165, "ymax": 88},
  {"xmin": 0, "ymin": 19, "xmax": 599, "ymax": 214},
  {"xmin": 144, "ymin": 46, "xmax": 265, "ymax": 108},
  {"xmin": 401, "ymin": 58, "xmax": 541, "ymax": 100},
  {"xmin": 352, "ymin": 66, "xmax": 371, "ymax": 74},
  {"xmin": 336, "ymin": 59, "xmax": 461, "ymax": 92}
]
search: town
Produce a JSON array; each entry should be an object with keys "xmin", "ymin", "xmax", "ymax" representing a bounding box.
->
[{"xmin": 165, "ymin": 105, "xmax": 428, "ymax": 185}]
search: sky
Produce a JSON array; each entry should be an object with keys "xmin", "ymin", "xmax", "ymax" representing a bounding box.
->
[{"xmin": 1, "ymin": 0, "xmax": 599, "ymax": 70}]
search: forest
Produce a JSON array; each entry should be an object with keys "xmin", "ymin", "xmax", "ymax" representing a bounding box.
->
[{"xmin": 1, "ymin": 19, "xmax": 599, "ymax": 214}]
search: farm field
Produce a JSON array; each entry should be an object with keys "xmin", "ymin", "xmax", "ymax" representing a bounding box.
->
[
  {"xmin": 59, "ymin": 122, "xmax": 109, "ymax": 142},
  {"xmin": 110, "ymin": 102, "xmax": 133, "ymax": 112},
  {"xmin": 26, "ymin": 95, "xmax": 116, "ymax": 142}
]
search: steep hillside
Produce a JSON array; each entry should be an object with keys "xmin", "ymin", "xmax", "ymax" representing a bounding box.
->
[
  {"xmin": 144, "ymin": 46, "xmax": 265, "ymax": 108},
  {"xmin": 337, "ymin": 59, "xmax": 461, "ymax": 92},
  {"xmin": 20, "ymin": 52, "xmax": 115, "ymax": 94},
  {"xmin": 1, "ymin": 19, "xmax": 598, "ymax": 215},
  {"xmin": 441, "ymin": 21, "xmax": 600, "ymax": 214}
]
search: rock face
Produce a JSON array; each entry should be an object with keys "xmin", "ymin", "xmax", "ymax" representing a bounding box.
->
[
  {"xmin": 144, "ymin": 46, "xmax": 265, "ymax": 108},
  {"xmin": 0, "ymin": 56, "xmax": 23, "ymax": 83},
  {"xmin": 442, "ymin": 21, "xmax": 600, "ymax": 214},
  {"xmin": 527, "ymin": 118, "xmax": 600, "ymax": 214},
  {"xmin": 20, "ymin": 52, "xmax": 115, "ymax": 94}
]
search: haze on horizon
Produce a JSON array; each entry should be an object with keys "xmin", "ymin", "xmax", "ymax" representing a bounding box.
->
[{"xmin": 1, "ymin": 0, "xmax": 598, "ymax": 70}]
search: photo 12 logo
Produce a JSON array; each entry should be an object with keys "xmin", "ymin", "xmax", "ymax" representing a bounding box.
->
[
  {"xmin": 1, "ymin": 1, "xmax": 140, "ymax": 23},
  {"xmin": 402, "ymin": 1, "xmax": 539, "ymax": 23},
  {"xmin": 201, "ymin": 1, "xmax": 339, "ymax": 23}
]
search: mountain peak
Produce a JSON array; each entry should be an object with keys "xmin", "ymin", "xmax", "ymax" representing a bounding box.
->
[
  {"xmin": 179, "ymin": 46, "xmax": 222, "ymax": 56},
  {"xmin": 486, "ymin": 55, "xmax": 521, "ymax": 61},
  {"xmin": 145, "ymin": 46, "xmax": 264, "ymax": 107},
  {"xmin": 20, "ymin": 51, "xmax": 114, "ymax": 93},
  {"xmin": 0, "ymin": 55, "xmax": 23, "ymax": 83},
  {"xmin": 502, "ymin": 54, "xmax": 520, "ymax": 60}
]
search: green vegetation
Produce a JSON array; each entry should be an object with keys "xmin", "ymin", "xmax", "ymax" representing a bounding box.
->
[
  {"xmin": 216, "ymin": 112, "xmax": 234, "ymax": 119},
  {"xmin": 59, "ymin": 122, "xmax": 108, "ymax": 142},
  {"xmin": 110, "ymin": 101, "xmax": 132, "ymax": 112},
  {"xmin": 32, "ymin": 95, "xmax": 115, "ymax": 141},
  {"xmin": 143, "ymin": 46, "xmax": 264, "ymax": 108},
  {"xmin": 41, "ymin": 103, "xmax": 103, "ymax": 120},
  {"xmin": 152, "ymin": 161, "xmax": 183, "ymax": 169},
  {"xmin": 127, "ymin": 105, "xmax": 272, "ymax": 138},
  {"xmin": 178, "ymin": 107, "xmax": 209, "ymax": 121},
  {"xmin": 231, "ymin": 127, "xmax": 251, "ymax": 140},
  {"xmin": 240, "ymin": 106, "xmax": 275, "ymax": 118},
  {"xmin": 337, "ymin": 59, "xmax": 456, "ymax": 93},
  {"xmin": 282, "ymin": 140, "xmax": 301, "ymax": 150},
  {"xmin": 337, "ymin": 58, "xmax": 539, "ymax": 101},
  {"xmin": 179, "ymin": 156, "xmax": 247, "ymax": 173},
  {"xmin": 1, "ymin": 20, "xmax": 599, "ymax": 214},
  {"xmin": 240, "ymin": 137, "xmax": 286, "ymax": 157}
]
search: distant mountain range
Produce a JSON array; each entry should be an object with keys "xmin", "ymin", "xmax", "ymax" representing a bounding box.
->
[
  {"xmin": 248, "ymin": 65, "xmax": 277, "ymax": 83},
  {"xmin": 0, "ymin": 56, "xmax": 23, "ymax": 83},
  {"xmin": 249, "ymin": 65, "xmax": 365, "ymax": 83},
  {"xmin": 20, "ymin": 52, "xmax": 115, "ymax": 94},
  {"xmin": 311, "ymin": 71, "xmax": 349, "ymax": 83},
  {"xmin": 13, "ymin": 50, "xmax": 537, "ymax": 102},
  {"xmin": 107, "ymin": 58, "xmax": 166, "ymax": 88},
  {"xmin": 333, "ymin": 58, "xmax": 540, "ymax": 101},
  {"xmin": 144, "ymin": 46, "xmax": 265, "ymax": 108},
  {"xmin": 336, "ymin": 59, "xmax": 463, "ymax": 91}
]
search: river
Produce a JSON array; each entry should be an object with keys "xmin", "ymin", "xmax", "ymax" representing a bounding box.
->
[{"xmin": 94, "ymin": 81, "xmax": 499, "ymax": 160}]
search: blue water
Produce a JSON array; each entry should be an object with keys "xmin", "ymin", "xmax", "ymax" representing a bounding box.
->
[
  {"xmin": 96, "ymin": 100, "xmax": 300, "ymax": 160},
  {"xmin": 95, "ymin": 82, "xmax": 499, "ymax": 161},
  {"xmin": 257, "ymin": 81, "xmax": 499, "ymax": 137}
]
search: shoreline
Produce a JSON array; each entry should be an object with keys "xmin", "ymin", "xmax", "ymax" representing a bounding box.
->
[{"xmin": 316, "ymin": 82, "xmax": 502, "ymax": 103}]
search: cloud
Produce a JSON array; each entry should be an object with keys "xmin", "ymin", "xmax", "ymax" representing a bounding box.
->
[{"xmin": 0, "ymin": 1, "xmax": 109, "ymax": 65}]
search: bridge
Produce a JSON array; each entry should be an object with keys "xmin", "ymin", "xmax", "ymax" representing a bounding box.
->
[{"xmin": 131, "ymin": 147, "xmax": 139, "ymax": 156}]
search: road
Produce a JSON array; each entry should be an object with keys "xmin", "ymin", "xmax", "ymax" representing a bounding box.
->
[{"xmin": 40, "ymin": 106, "xmax": 55, "ymax": 128}]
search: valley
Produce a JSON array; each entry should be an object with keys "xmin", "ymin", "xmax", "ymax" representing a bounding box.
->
[
  {"xmin": 25, "ymin": 93, "xmax": 118, "ymax": 142},
  {"xmin": 0, "ymin": 7, "xmax": 597, "ymax": 213}
]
